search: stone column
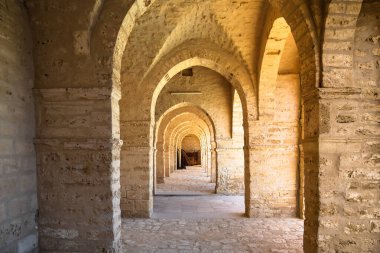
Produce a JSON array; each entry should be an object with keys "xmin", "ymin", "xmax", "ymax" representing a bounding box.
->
[
  {"xmin": 155, "ymin": 143, "xmax": 165, "ymax": 184},
  {"xmin": 201, "ymin": 144, "xmax": 205, "ymax": 170},
  {"xmin": 298, "ymin": 144, "xmax": 305, "ymax": 219},
  {"xmin": 120, "ymin": 119, "xmax": 152, "ymax": 218},
  {"xmin": 203, "ymin": 145, "xmax": 208, "ymax": 172},
  {"xmin": 301, "ymin": 89, "xmax": 319, "ymax": 252},
  {"xmin": 34, "ymin": 88, "xmax": 122, "ymax": 252},
  {"xmin": 170, "ymin": 145, "xmax": 175, "ymax": 173},
  {"xmin": 207, "ymin": 145, "xmax": 212, "ymax": 176},
  {"xmin": 164, "ymin": 146, "xmax": 170, "ymax": 176},
  {"xmin": 210, "ymin": 142, "xmax": 217, "ymax": 183},
  {"xmin": 173, "ymin": 149, "xmax": 177, "ymax": 171},
  {"xmin": 245, "ymin": 88, "xmax": 320, "ymax": 249},
  {"xmin": 215, "ymin": 146, "xmax": 245, "ymax": 195},
  {"xmin": 317, "ymin": 87, "xmax": 379, "ymax": 252}
]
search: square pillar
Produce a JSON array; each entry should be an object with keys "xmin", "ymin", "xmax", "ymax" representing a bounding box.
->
[
  {"xmin": 34, "ymin": 88, "xmax": 122, "ymax": 252},
  {"xmin": 120, "ymin": 120, "xmax": 153, "ymax": 218}
]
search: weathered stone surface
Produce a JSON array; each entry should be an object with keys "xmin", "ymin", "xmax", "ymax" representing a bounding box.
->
[
  {"xmin": 34, "ymin": 88, "xmax": 123, "ymax": 252},
  {"xmin": 318, "ymin": 2, "xmax": 380, "ymax": 252},
  {"xmin": 123, "ymin": 217, "xmax": 304, "ymax": 252},
  {"xmin": 0, "ymin": 1, "xmax": 37, "ymax": 252},
  {"xmin": 1, "ymin": 0, "xmax": 379, "ymax": 253}
]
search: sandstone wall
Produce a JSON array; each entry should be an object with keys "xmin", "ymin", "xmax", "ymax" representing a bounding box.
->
[
  {"xmin": 16, "ymin": 0, "xmax": 378, "ymax": 252},
  {"xmin": 318, "ymin": 0, "xmax": 380, "ymax": 251},
  {"xmin": 0, "ymin": 1, "xmax": 38, "ymax": 252},
  {"xmin": 253, "ymin": 74, "xmax": 301, "ymax": 217},
  {"xmin": 33, "ymin": 88, "xmax": 122, "ymax": 252},
  {"xmin": 25, "ymin": 0, "xmax": 125, "ymax": 251},
  {"xmin": 216, "ymin": 91, "xmax": 245, "ymax": 195},
  {"xmin": 254, "ymin": 17, "xmax": 301, "ymax": 217},
  {"xmin": 182, "ymin": 135, "xmax": 201, "ymax": 152}
]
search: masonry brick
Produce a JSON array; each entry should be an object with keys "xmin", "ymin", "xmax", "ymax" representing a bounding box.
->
[{"xmin": 0, "ymin": 0, "xmax": 378, "ymax": 253}]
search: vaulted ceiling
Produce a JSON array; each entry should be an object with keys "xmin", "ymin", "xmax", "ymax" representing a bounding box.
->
[{"xmin": 120, "ymin": 0, "xmax": 274, "ymax": 91}]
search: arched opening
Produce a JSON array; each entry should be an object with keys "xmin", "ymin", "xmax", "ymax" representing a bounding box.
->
[
  {"xmin": 25, "ymin": 0, "xmax": 322, "ymax": 251},
  {"xmin": 53, "ymin": 1, "xmax": 322, "ymax": 250},
  {"xmin": 150, "ymin": 65, "xmax": 246, "ymax": 218},
  {"xmin": 256, "ymin": 1, "xmax": 319, "ymax": 248},
  {"xmin": 180, "ymin": 134, "xmax": 201, "ymax": 167},
  {"xmin": 113, "ymin": 0, "xmax": 320, "ymax": 250},
  {"xmin": 258, "ymin": 16, "xmax": 301, "ymax": 218},
  {"xmin": 154, "ymin": 111, "xmax": 214, "ymax": 195},
  {"xmin": 153, "ymin": 104, "xmax": 216, "ymax": 189},
  {"xmin": 13, "ymin": 0, "xmax": 380, "ymax": 252}
]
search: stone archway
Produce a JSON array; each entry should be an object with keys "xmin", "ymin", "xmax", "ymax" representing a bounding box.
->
[
  {"xmin": 119, "ymin": 45, "xmax": 255, "ymax": 217},
  {"xmin": 257, "ymin": 15, "xmax": 302, "ymax": 219},
  {"xmin": 23, "ymin": 0, "xmax": 379, "ymax": 251},
  {"xmin": 154, "ymin": 104, "xmax": 216, "ymax": 186},
  {"xmin": 159, "ymin": 116, "xmax": 211, "ymax": 182},
  {"xmin": 27, "ymin": 0, "xmax": 321, "ymax": 251},
  {"xmin": 256, "ymin": 1, "xmax": 320, "ymax": 251}
]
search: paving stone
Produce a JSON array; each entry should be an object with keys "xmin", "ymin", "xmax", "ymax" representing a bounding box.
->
[
  {"xmin": 156, "ymin": 166, "xmax": 216, "ymax": 195},
  {"xmin": 124, "ymin": 166, "xmax": 303, "ymax": 252},
  {"xmin": 122, "ymin": 218, "xmax": 304, "ymax": 252}
]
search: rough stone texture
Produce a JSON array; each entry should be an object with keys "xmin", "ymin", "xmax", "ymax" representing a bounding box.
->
[
  {"xmin": 182, "ymin": 135, "xmax": 201, "ymax": 153},
  {"xmin": 23, "ymin": 0, "xmax": 126, "ymax": 251},
  {"xmin": 354, "ymin": 0, "xmax": 379, "ymax": 88},
  {"xmin": 34, "ymin": 88, "xmax": 123, "ymax": 252},
  {"xmin": 253, "ymin": 18, "xmax": 301, "ymax": 218},
  {"xmin": 317, "ymin": 87, "xmax": 380, "ymax": 252},
  {"xmin": 0, "ymin": 1, "xmax": 37, "ymax": 252},
  {"xmin": 123, "ymin": 218, "xmax": 304, "ymax": 252},
  {"xmin": 0, "ymin": 0, "xmax": 378, "ymax": 252},
  {"xmin": 317, "ymin": 1, "xmax": 380, "ymax": 252}
]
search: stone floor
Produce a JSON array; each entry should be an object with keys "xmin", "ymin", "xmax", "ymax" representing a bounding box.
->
[
  {"xmin": 122, "ymin": 218, "xmax": 304, "ymax": 252},
  {"xmin": 155, "ymin": 166, "xmax": 215, "ymax": 195},
  {"xmin": 154, "ymin": 166, "xmax": 245, "ymax": 219},
  {"xmin": 153, "ymin": 195, "xmax": 245, "ymax": 219},
  {"xmin": 123, "ymin": 166, "xmax": 304, "ymax": 252}
]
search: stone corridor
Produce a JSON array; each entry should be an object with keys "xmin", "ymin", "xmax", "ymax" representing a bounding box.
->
[
  {"xmin": 156, "ymin": 166, "xmax": 215, "ymax": 195},
  {"xmin": 124, "ymin": 167, "xmax": 303, "ymax": 252},
  {"xmin": 154, "ymin": 166, "xmax": 244, "ymax": 218},
  {"xmin": 1, "ymin": 0, "xmax": 379, "ymax": 252}
]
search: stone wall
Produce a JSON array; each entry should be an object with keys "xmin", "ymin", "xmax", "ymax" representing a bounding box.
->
[
  {"xmin": 25, "ymin": 0, "xmax": 125, "ymax": 250},
  {"xmin": 0, "ymin": 1, "xmax": 38, "ymax": 252},
  {"xmin": 318, "ymin": 0, "xmax": 380, "ymax": 251},
  {"xmin": 3, "ymin": 0, "xmax": 376, "ymax": 252},
  {"xmin": 182, "ymin": 134, "xmax": 201, "ymax": 152},
  {"xmin": 33, "ymin": 88, "xmax": 122, "ymax": 252},
  {"xmin": 254, "ymin": 17, "xmax": 301, "ymax": 218},
  {"xmin": 220, "ymin": 90, "xmax": 244, "ymax": 195},
  {"xmin": 252, "ymin": 74, "xmax": 301, "ymax": 217}
]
